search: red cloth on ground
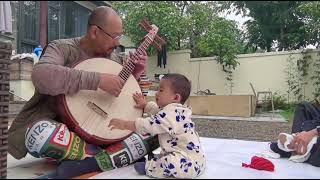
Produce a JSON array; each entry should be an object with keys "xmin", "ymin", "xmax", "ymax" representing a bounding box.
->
[{"xmin": 242, "ymin": 156, "xmax": 275, "ymax": 172}]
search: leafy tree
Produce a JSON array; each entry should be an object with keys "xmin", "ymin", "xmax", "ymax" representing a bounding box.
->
[
  {"xmin": 181, "ymin": 1, "xmax": 218, "ymax": 57},
  {"xmin": 221, "ymin": 1, "xmax": 314, "ymax": 52},
  {"xmin": 112, "ymin": 1, "xmax": 246, "ymax": 60},
  {"xmin": 197, "ymin": 17, "xmax": 240, "ymax": 69},
  {"xmin": 112, "ymin": 1, "xmax": 248, "ymax": 93},
  {"xmin": 112, "ymin": 1, "xmax": 186, "ymax": 55},
  {"xmin": 298, "ymin": 1, "xmax": 320, "ymax": 48}
]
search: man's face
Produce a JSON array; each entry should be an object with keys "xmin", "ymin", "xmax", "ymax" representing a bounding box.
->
[{"xmin": 92, "ymin": 16, "xmax": 124, "ymax": 56}]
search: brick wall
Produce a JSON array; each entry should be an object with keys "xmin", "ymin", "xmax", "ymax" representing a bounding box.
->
[{"xmin": 0, "ymin": 40, "xmax": 12, "ymax": 179}]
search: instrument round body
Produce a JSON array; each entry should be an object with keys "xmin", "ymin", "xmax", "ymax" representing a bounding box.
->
[{"xmin": 57, "ymin": 58, "xmax": 143, "ymax": 146}]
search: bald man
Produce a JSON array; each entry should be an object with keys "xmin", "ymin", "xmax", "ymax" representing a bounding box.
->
[{"xmin": 8, "ymin": 6, "xmax": 159, "ymax": 178}]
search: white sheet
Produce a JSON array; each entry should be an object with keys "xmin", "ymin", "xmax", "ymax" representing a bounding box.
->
[{"xmin": 91, "ymin": 137, "xmax": 320, "ymax": 179}]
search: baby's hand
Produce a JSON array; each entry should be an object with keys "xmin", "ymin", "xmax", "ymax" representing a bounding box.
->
[
  {"xmin": 109, "ymin": 118, "xmax": 136, "ymax": 132},
  {"xmin": 108, "ymin": 118, "xmax": 126, "ymax": 130},
  {"xmin": 133, "ymin": 92, "xmax": 147, "ymax": 109}
]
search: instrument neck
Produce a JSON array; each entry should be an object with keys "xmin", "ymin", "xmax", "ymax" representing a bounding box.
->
[{"xmin": 118, "ymin": 36, "xmax": 153, "ymax": 81}]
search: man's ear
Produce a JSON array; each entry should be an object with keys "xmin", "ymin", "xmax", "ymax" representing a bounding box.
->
[{"xmin": 88, "ymin": 26, "xmax": 98, "ymax": 39}]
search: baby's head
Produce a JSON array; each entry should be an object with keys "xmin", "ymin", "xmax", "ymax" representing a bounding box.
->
[{"xmin": 155, "ymin": 73, "xmax": 191, "ymax": 108}]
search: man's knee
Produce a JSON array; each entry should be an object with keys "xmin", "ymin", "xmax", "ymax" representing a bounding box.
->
[
  {"xmin": 295, "ymin": 101, "xmax": 311, "ymax": 111},
  {"xmin": 296, "ymin": 100, "xmax": 320, "ymax": 112},
  {"xmin": 308, "ymin": 140, "xmax": 320, "ymax": 167},
  {"xmin": 25, "ymin": 119, "xmax": 63, "ymax": 158}
]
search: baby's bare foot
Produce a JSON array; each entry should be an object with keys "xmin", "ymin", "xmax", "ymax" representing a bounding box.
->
[
  {"xmin": 279, "ymin": 133, "xmax": 287, "ymax": 146},
  {"xmin": 278, "ymin": 133, "xmax": 295, "ymax": 151}
]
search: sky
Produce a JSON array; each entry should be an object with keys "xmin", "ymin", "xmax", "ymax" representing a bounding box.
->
[
  {"xmin": 219, "ymin": 9, "xmax": 252, "ymax": 31},
  {"xmin": 218, "ymin": 5, "xmax": 253, "ymax": 31}
]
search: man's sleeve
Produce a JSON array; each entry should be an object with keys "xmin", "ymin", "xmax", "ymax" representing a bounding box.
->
[{"xmin": 31, "ymin": 42, "xmax": 100, "ymax": 96}]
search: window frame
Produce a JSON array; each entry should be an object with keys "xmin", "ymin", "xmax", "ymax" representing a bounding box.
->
[
  {"xmin": 16, "ymin": 1, "xmax": 92, "ymax": 53},
  {"xmin": 17, "ymin": 1, "xmax": 40, "ymax": 53}
]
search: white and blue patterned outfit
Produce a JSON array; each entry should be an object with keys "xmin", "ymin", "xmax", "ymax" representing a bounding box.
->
[{"xmin": 135, "ymin": 102, "xmax": 206, "ymax": 178}]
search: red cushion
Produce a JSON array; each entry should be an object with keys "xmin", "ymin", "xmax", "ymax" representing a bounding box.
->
[{"xmin": 242, "ymin": 156, "xmax": 275, "ymax": 172}]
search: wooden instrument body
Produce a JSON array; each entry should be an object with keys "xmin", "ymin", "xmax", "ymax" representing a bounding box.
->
[{"xmin": 57, "ymin": 58, "xmax": 142, "ymax": 145}]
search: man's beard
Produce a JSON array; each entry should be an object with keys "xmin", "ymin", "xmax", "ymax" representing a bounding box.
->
[{"xmin": 100, "ymin": 47, "xmax": 116, "ymax": 58}]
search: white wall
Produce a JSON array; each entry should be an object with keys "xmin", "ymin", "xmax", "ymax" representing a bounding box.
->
[
  {"xmin": 147, "ymin": 49, "xmax": 320, "ymax": 102},
  {"xmin": 10, "ymin": 80, "xmax": 34, "ymax": 101}
]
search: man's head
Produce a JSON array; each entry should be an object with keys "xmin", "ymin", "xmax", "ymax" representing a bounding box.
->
[
  {"xmin": 86, "ymin": 6, "xmax": 123, "ymax": 56},
  {"xmin": 155, "ymin": 73, "xmax": 191, "ymax": 108}
]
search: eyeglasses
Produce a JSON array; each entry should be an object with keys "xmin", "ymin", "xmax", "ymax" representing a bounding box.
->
[{"xmin": 93, "ymin": 24, "xmax": 124, "ymax": 40}]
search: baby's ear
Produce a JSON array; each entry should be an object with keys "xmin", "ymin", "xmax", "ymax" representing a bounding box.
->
[{"xmin": 174, "ymin": 94, "xmax": 181, "ymax": 103}]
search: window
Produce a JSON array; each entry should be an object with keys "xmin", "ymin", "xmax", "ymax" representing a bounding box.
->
[
  {"xmin": 17, "ymin": 1, "xmax": 91, "ymax": 53},
  {"xmin": 58, "ymin": 1, "xmax": 91, "ymax": 39},
  {"xmin": 63, "ymin": 2, "xmax": 76, "ymax": 38},
  {"xmin": 17, "ymin": 1, "xmax": 40, "ymax": 53},
  {"xmin": 48, "ymin": 2, "xmax": 60, "ymax": 41}
]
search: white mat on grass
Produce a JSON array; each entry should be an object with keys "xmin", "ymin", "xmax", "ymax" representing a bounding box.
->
[{"xmin": 91, "ymin": 137, "xmax": 320, "ymax": 179}]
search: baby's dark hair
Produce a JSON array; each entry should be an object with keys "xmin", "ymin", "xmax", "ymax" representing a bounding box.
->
[{"xmin": 162, "ymin": 73, "xmax": 191, "ymax": 104}]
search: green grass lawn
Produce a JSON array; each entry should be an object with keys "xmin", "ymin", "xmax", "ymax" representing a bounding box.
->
[{"xmin": 280, "ymin": 105, "xmax": 295, "ymax": 122}]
